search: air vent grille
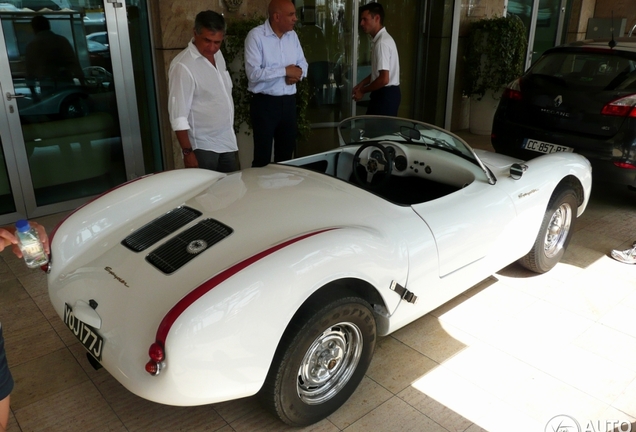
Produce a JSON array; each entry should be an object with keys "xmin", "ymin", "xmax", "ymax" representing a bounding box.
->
[
  {"xmin": 122, "ymin": 206, "xmax": 202, "ymax": 252},
  {"xmin": 146, "ymin": 218, "xmax": 233, "ymax": 274}
]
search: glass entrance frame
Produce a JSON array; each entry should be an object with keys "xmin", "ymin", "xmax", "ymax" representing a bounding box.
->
[
  {"xmin": 507, "ymin": 0, "xmax": 569, "ymax": 70},
  {"xmin": 0, "ymin": 1, "xmax": 152, "ymax": 224}
]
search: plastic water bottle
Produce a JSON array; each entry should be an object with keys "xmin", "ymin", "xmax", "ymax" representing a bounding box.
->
[{"xmin": 15, "ymin": 220, "xmax": 48, "ymax": 268}]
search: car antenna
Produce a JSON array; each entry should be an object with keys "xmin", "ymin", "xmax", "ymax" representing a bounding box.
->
[{"xmin": 609, "ymin": 11, "xmax": 617, "ymax": 49}]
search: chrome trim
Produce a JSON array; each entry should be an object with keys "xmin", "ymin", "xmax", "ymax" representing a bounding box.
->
[
  {"xmin": 106, "ymin": 0, "xmax": 146, "ymax": 180},
  {"xmin": 445, "ymin": 0, "xmax": 461, "ymax": 130},
  {"xmin": 297, "ymin": 322, "xmax": 363, "ymax": 405}
]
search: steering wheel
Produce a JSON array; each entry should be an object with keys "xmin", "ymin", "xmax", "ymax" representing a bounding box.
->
[
  {"xmin": 83, "ymin": 66, "xmax": 112, "ymax": 90},
  {"xmin": 353, "ymin": 142, "xmax": 393, "ymax": 189}
]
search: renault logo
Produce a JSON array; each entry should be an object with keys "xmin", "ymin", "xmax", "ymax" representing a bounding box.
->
[{"xmin": 554, "ymin": 95, "xmax": 563, "ymax": 107}]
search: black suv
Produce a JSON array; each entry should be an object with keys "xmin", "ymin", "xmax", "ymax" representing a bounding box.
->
[{"xmin": 492, "ymin": 38, "xmax": 636, "ymax": 187}]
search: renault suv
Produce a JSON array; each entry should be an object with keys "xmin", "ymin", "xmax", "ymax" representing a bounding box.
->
[{"xmin": 492, "ymin": 38, "xmax": 636, "ymax": 187}]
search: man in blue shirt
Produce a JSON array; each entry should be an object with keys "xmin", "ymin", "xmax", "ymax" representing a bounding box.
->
[{"xmin": 244, "ymin": 0, "xmax": 308, "ymax": 167}]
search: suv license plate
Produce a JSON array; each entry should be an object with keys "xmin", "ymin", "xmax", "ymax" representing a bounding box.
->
[
  {"xmin": 64, "ymin": 303, "xmax": 103, "ymax": 361},
  {"xmin": 523, "ymin": 139, "xmax": 573, "ymax": 154}
]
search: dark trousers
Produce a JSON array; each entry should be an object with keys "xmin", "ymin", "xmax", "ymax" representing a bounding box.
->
[
  {"xmin": 250, "ymin": 93, "xmax": 297, "ymax": 167},
  {"xmin": 367, "ymin": 86, "xmax": 401, "ymax": 116},
  {"xmin": 0, "ymin": 326, "xmax": 13, "ymax": 400},
  {"xmin": 193, "ymin": 149, "xmax": 238, "ymax": 173}
]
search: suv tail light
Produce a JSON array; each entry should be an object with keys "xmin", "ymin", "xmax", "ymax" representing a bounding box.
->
[
  {"xmin": 601, "ymin": 94, "xmax": 636, "ymax": 117},
  {"xmin": 502, "ymin": 78, "xmax": 522, "ymax": 101}
]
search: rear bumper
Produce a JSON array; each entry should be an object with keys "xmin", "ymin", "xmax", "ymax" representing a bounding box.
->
[{"xmin": 492, "ymin": 117, "xmax": 636, "ymax": 187}]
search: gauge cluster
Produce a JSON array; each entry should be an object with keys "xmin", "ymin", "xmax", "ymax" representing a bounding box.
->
[{"xmin": 369, "ymin": 143, "xmax": 430, "ymax": 175}]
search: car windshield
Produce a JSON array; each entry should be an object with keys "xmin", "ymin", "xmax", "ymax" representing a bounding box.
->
[
  {"xmin": 529, "ymin": 50, "xmax": 636, "ymax": 90},
  {"xmin": 338, "ymin": 116, "xmax": 480, "ymax": 164}
]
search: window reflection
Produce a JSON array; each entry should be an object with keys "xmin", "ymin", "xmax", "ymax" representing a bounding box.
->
[{"xmin": 1, "ymin": 3, "xmax": 125, "ymax": 206}]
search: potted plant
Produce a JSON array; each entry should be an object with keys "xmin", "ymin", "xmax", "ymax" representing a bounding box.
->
[{"xmin": 463, "ymin": 15, "xmax": 527, "ymax": 135}]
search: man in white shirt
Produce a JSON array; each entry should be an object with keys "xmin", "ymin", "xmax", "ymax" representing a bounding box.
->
[
  {"xmin": 244, "ymin": 0, "xmax": 308, "ymax": 167},
  {"xmin": 352, "ymin": 2, "xmax": 401, "ymax": 116},
  {"xmin": 169, "ymin": 10, "xmax": 238, "ymax": 172}
]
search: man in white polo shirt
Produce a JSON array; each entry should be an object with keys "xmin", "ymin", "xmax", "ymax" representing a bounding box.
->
[
  {"xmin": 352, "ymin": 2, "xmax": 401, "ymax": 116},
  {"xmin": 169, "ymin": 10, "xmax": 238, "ymax": 172}
]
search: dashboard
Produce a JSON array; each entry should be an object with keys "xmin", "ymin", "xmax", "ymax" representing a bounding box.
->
[{"xmin": 371, "ymin": 142, "xmax": 432, "ymax": 176}]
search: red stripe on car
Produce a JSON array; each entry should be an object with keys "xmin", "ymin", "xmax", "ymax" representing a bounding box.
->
[{"xmin": 154, "ymin": 228, "xmax": 337, "ymax": 347}]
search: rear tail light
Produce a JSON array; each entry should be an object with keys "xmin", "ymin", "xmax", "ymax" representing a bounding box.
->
[
  {"xmin": 601, "ymin": 94, "xmax": 636, "ymax": 117},
  {"xmin": 502, "ymin": 79, "xmax": 522, "ymax": 101},
  {"xmin": 614, "ymin": 161, "xmax": 636, "ymax": 169},
  {"xmin": 145, "ymin": 342, "xmax": 165, "ymax": 376}
]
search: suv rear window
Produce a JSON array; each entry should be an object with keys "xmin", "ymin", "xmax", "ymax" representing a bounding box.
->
[{"xmin": 530, "ymin": 51, "xmax": 636, "ymax": 90}]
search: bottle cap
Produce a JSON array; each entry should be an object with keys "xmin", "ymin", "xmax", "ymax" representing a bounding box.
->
[{"xmin": 15, "ymin": 219, "xmax": 30, "ymax": 233}]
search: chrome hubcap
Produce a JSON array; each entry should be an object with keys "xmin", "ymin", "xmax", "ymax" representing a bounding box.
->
[
  {"xmin": 544, "ymin": 202, "xmax": 572, "ymax": 258},
  {"xmin": 297, "ymin": 322, "xmax": 363, "ymax": 405}
]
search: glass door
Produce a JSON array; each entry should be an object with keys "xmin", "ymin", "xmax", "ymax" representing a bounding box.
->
[
  {"xmin": 0, "ymin": 0, "xmax": 145, "ymax": 223},
  {"xmin": 296, "ymin": 0, "xmax": 357, "ymax": 156},
  {"xmin": 508, "ymin": 0, "xmax": 568, "ymax": 70}
]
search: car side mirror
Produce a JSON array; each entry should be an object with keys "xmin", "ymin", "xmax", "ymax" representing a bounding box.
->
[{"xmin": 510, "ymin": 163, "xmax": 527, "ymax": 180}]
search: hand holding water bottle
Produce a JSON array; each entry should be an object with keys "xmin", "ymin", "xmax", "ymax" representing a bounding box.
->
[{"xmin": 0, "ymin": 221, "xmax": 49, "ymax": 266}]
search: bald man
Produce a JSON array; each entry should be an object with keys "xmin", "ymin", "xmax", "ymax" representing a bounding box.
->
[{"xmin": 244, "ymin": 0, "xmax": 308, "ymax": 167}]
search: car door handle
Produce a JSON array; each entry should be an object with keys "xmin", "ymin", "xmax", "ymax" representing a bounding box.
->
[{"xmin": 6, "ymin": 92, "xmax": 25, "ymax": 101}]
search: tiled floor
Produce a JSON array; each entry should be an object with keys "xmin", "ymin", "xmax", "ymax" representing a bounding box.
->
[{"xmin": 2, "ymin": 132, "xmax": 636, "ymax": 431}]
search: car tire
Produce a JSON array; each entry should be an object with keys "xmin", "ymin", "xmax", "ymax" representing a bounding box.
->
[
  {"xmin": 260, "ymin": 295, "xmax": 376, "ymax": 426},
  {"xmin": 519, "ymin": 187, "xmax": 577, "ymax": 273}
]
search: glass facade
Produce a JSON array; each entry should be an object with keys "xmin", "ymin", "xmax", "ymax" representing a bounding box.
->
[{"xmin": 0, "ymin": 0, "xmax": 161, "ymax": 222}]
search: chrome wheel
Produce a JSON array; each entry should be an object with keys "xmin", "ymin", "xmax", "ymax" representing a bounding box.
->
[
  {"xmin": 544, "ymin": 202, "xmax": 572, "ymax": 258},
  {"xmin": 519, "ymin": 188, "xmax": 578, "ymax": 274},
  {"xmin": 297, "ymin": 322, "xmax": 363, "ymax": 405},
  {"xmin": 261, "ymin": 296, "xmax": 376, "ymax": 426}
]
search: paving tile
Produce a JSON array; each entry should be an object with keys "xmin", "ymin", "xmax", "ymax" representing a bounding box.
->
[
  {"xmin": 18, "ymin": 270, "xmax": 48, "ymax": 300},
  {"xmin": 342, "ymin": 396, "xmax": 447, "ymax": 432},
  {"xmin": 392, "ymin": 314, "xmax": 471, "ymax": 364},
  {"xmin": 611, "ymin": 377, "xmax": 636, "ymax": 419},
  {"xmin": 13, "ymin": 380, "xmax": 123, "ymax": 432},
  {"xmin": 408, "ymin": 365, "xmax": 543, "ymax": 432},
  {"xmin": 573, "ymin": 323, "xmax": 636, "ymax": 373},
  {"xmin": 366, "ymin": 336, "xmax": 439, "ymax": 394},
  {"xmin": 600, "ymin": 304, "xmax": 636, "ymax": 339},
  {"xmin": 10, "ymin": 348, "xmax": 89, "ymax": 410},
  {"xmin": 91, "ymin": 369, "xmax": 228, "ymax": 432},
  {"xmin": 397, "ymin": 386, "xmax": 473, "ymax": 432},
  {"xmin": 327, "ymin": 376, "xmax": 393, "ymax": 429}
]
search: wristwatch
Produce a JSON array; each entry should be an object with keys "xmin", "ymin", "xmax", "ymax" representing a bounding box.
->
[{"xmin": 182, "ymin": 148, "xmax": 193, "ymax": 156}]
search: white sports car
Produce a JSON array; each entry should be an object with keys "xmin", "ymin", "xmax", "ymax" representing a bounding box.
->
[{"xmin": 47, "ymin": 116, "xmax": 592, "ymax": 426}]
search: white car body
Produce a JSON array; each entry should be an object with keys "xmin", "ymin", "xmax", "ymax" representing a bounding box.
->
[{"xmin": 47, "ymin": 116, "xmax": 592, "ymax": 424}]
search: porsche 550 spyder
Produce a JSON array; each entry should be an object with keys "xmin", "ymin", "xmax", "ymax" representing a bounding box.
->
[{"xmin": 47, "ymin": 116, "xmax": 592, "ymax": 426}]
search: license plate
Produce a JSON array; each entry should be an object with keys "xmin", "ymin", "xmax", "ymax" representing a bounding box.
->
[
  {"xmin": 523, "ymin": 139, "xmax": 573, "ymax": 154},
  {"xmin": 64, "ymin": 303, "xmax": 103, "ymax": 361}
]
